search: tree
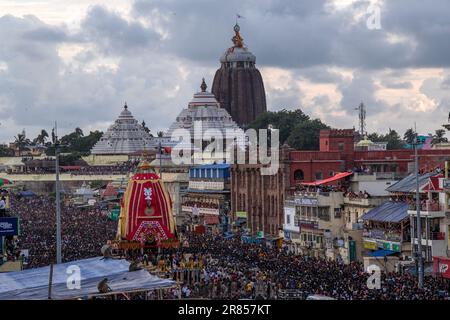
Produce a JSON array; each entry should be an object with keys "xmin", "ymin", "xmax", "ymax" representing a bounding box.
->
[
  {"xmin": 157, "ymin": 131, "xmax": 164, "ymax": 137},
  {"xmin": 385, "ymin": 129, "xmax": 405, "ymax": 150},
  {"xmin": 250, "ymin": 109, "xmax": 311, "ymax": 145},
  {"xmin": 46, "ymin": 129, "xmax": 103, "ymax": 156},
  {"xmin": 432, "ymin": 129, "xmax": 448, "ymax": 146},
  {"xmin": 74, "ymin": 127, "xmax": 84, "ymax": 137},
  {"xmin": 249, "ymin": 109, "xmax": 329, "ymax": 150},
  {"xmin": 0, "ymin": 145, "xmax": 14, "ymax": 157},
  {"xmin": 367, "ymin": 129, "xmax": 405, "ymax": 150},
  {"xmin": 34, "ymin": 129, "xmax": 49, "ymax": 145},
  {"xmin": 286, "ymin": 119, "xmax": 329, "ymax": 150},
  {"xmin": 403, "ymin": 128, "xmax": 416, "ymax": 145},
  {"xmin": 13, "ymin": 131, "xmax": 30, "ymax": 156}
]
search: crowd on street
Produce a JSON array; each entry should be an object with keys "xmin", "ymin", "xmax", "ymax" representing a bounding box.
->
[
  {"xmin": 5, "ymin": 195, "xmax": 117, "ymax": 268},
  {"xmin": 137, "ymin": 233, "xmax": 449, "ymax": 300},
  {"xmin": 2, "ymin": 193, "xmax": 449, "ymax": 299}
]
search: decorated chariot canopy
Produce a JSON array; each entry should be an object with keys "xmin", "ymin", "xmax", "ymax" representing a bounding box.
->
[{"xmin": 117, "ymin": 161, "xmax": 176, "ymax": 244}]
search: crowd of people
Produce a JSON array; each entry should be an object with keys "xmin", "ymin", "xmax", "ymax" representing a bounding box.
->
[
  {"xmin": 2, "ymin": 192, "xmax": 449, "ymax": 300},
  {"xmin": 136, "ymin": 232, "xmax": 449, "ymax": 300},
  {"xmin": 5, "ymin": 194, "xmax": 117, "ymax": 268}
]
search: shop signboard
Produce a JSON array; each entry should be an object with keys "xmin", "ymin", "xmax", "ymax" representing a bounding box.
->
[
  {"xmin": 363, "ymin": 240, "xmax": 377, "ymax": 250},
  {"xmin": 0, "ymin": 217, "xmax": 19, "ymax": 236},
  {"xmin": 235, "ymin": 211, "xmax": 247, "ymax": 219}
]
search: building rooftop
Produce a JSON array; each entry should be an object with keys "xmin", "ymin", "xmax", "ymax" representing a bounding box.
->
[{"xmin": 90, "ymin": 104, "xmax": 158, "ymax": 155}]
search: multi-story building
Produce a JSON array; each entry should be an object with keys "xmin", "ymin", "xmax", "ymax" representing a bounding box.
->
[
  {"xmin": 360, "ymin": 201, "xmax": 412, "ymax": 272},
  {"xmin": 284, "ymin": 171, "xmax": 398, "ymax": 263},
  {"xmin": 283, "ymin": 190, "xmax": 345, "ymax": 260},
  {"xmin": 181, "ymin": 164, "xmax": 231, "ymax": 234}
]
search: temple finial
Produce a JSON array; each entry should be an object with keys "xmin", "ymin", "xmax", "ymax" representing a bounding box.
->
[
  {"xmin": 232, "ymin": 23, "xmax": 244, "ymax": 48},
  {"xmin": 124, "ymin": 102, "xmax": 128, "ymax": 109},
  {"xmin": 200, "ymin": 78, "xmax": 207, "ymax": 92}
]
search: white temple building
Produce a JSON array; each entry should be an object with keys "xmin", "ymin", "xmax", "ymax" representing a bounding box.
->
[
  {"xmin": 166, "ymin": 79, "xmax": 245, "ymax": 156},
  {"xmin": 91, "ymin": 103, "xmax": 158, "ymax": 155}
]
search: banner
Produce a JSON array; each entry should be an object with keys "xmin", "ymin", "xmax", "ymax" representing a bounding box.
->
[
  {"xmin": 0, "ymin": 217, "xmax": 19, "ymax": 236},
  {"xmin": 433, "ymin": 256, "xmax": 450, "ymax": 279}
]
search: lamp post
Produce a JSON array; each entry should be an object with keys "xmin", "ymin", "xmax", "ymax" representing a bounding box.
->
[
  {"xmin": 414, "ymin": 128, "xmax": 424, "ymax": 289},
  {"xmin": 54, "ymin": 122, "xmax": 62, "ymax": 264}
]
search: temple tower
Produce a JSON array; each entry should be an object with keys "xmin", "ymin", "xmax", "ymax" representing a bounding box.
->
[{"xmin": 212, "ymin": 23, "xmax": 267, "ymax": 128}]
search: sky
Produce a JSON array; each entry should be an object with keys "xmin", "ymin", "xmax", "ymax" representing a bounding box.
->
[{"xmin": 0, "ymin": 0, "xmax": 450, "ymax": 144}]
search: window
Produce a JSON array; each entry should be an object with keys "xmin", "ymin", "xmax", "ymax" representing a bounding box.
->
[
  {"xmin": 315, "ymin": 171, "xmax": 323, "ymax": 180},
  {"xmin": 286, "ymin": 215, "xmax": 291, "ymax": 225},
  {"xmin": 334, "ymin": 208, "xmax": 342, "ymax": 218},
  {"xmin": 338, "ymin": 143, "xmax": 345, "ymax": 151},
  {"xmin": 294, "ymin": 169, "xmax": 304, "ymax": 181},
  {"xmin": 318, "ymin": 207, "xmax": 330, "ymax": 221}
]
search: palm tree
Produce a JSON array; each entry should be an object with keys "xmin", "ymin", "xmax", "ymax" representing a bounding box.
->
[
  {"xmin": 74, "ymin": 127, "xmax": 84, "ymax": 137},
  {"xmin": 432, "ymin": 129, "xmax": 448, "ymax": 146},
  {"xmin": 403, "ymin": 128, "xmax": 416, "ymax": 145},
  {"xmin": 14, "ymin": 132, "xmax": 28, "ymax": 156},
  {"xmin": 34, "ymin": 129, "xmax": 49, "ymax": 145}
]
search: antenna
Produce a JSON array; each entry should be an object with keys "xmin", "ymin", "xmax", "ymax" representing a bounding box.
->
[{"xmin": 355, "ymin": 102, "xmax": 366, "ymax": 136}]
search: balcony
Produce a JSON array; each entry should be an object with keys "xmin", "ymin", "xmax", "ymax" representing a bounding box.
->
[
  {"xmin": 412, "ymin": 232, "xmax": 446, "ymax": 242},
  {"xmin": 283, "ymin": 223, "xmax": 300, "ymax": 233},
  {"xmin": 407, "ymin": 203, "xmax": 446, "ymax": 218}
]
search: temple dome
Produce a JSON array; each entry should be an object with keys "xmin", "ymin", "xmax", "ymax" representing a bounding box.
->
[
  {"xmin": 166, "ymin": 79, "xmax": 243, "ymax": 139},
  {"xmin": 90, "ymin": 103, "xmax": 157, "ymax": 155}
]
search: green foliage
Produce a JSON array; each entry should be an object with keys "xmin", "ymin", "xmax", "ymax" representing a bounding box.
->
[
  {"xmin": 59, "ymin": 152, "xmax": 83, "ymax": 166},
  {"xmin": 46, "ymin": 129, "xmax": 103, "ymax": 156},
  {"xmin": 368, "ymin": 129, "xmax": 405, "ymax": 150},
  {"xmin": 0, "ymin": 145, "xmax": 14, "ymax": 156},
  {"xmin": 432, "ymin": 129, "xmax": 448, "ymax": 145},
  {"xmin": 249, "ymin": 109, "xmax": 329, "ymax": 150},
  {"xmin": 403, "ymin": 128, "xmax": 416, "ymax": 145}
]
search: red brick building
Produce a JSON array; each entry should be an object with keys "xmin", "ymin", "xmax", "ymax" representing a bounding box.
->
[{"xmin": 289, "ymin": 129, "xmax": 450, "ymax": 189}]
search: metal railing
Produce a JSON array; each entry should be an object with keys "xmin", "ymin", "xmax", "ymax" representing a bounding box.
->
[{"xmin": 408, "ymin": 202, "xmax": 443, "ymax": 212}]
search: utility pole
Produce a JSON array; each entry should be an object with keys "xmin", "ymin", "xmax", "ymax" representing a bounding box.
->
[
  {"xmin": 414, "ymin": 124, "xmax": 424, "ymax": 289},
  {"xmin": 55, "ymin": 122, "xmax": 62, "ymax": 264},
  {"xmin": 159, "ymin": 140, "xmax": 163, "ymax": 179}
]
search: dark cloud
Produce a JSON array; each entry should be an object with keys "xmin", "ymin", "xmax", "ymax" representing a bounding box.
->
[
  {"xmin": 300, "ymin": 67, "xmax": 344, "ymax": 84},
  {"xmin": 80, "ymin": 5, "xmax": 161, "ymax": 55},
  {"xmin": 1, "ymin": 0, "xmax": 450, "ymax": 142}
]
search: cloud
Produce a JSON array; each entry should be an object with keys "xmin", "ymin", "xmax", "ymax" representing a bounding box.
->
[
  {"xmin": 79, "ymin": 5, "xmax": 161, "ymax": 56},
  {"xmin": 1, "ymin": 0, "xmax": 450, "ymax": 143}
]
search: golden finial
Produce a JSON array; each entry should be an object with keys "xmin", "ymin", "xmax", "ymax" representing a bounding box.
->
[{"xmin": 232, "ymin": 23, "xmax": 244, "ymax": 48}]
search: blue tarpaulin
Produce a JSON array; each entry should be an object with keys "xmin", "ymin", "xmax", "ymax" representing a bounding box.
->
[
  {"xmin": 370, "ymin": 249, "xmax": 396, "ymax": 257},
  {"xmin": 361, "ymin": 201, "xmax": 409, "ymax": 223},
  {"xmin": 18, "ymin": 191, "xmax": 35, "ymax": 197}
]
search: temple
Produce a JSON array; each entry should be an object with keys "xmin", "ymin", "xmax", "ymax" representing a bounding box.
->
[
  {"xmin": 212, "ymin": 23, "xmax": 267, "ymax": 128},
  {"xmin": 166, "ymin": 78, "xmax": 244, "ymax": 153},
  {"xmin": 90, "ymin": 103, "xmax": 157, "ymax": 155}
]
